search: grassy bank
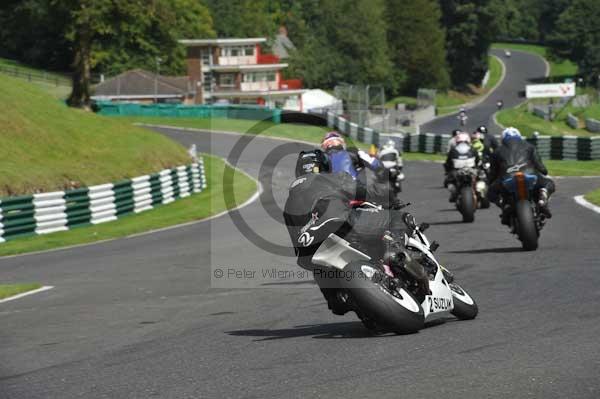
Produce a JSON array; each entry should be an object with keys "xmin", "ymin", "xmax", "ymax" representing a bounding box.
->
[
  {"xmin": 0, "ymin": 154, "xmax": 257, "ymax": 257},
  {"xmin": 496, "ymin": 102, "xmax": 600, "ymax": 137},
  {"xmin": 0, "ymin": 283, "xmax": 42, "ymax": 300},
  {"xmin": 0, "ymin": 73, "xmax": 189, "ymax": 196}
]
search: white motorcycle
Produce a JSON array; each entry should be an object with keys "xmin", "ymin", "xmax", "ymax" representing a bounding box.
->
[
  {"xmin": 378, "ymin": 140, "xmax": 405, "ymax": 195},
  {"xmin": 312, "ymin": 204, "xmax": 478, "ymax": 334}
]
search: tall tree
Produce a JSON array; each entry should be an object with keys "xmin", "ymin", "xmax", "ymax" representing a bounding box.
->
[
  {"xmin": 550, "ymin": 0, "xmax": 600, "ymax": 83},
  {"xmin": 64, "ymin": 0, "xmax": 214, "ymax": 107},
  {"xmin": 205, "ymin": 0, "xmax": 276, "ymax": 38},
  {"xmin": 288, "ymin": 0, "xmax": 393, "ymax": 90},
  {"xmin": 386, "ymin": 0, "xmax": 449, "ymax": 94},
  {"xmin": 440, "ymin": 0, "xmax": 495, "ymax": 89}
]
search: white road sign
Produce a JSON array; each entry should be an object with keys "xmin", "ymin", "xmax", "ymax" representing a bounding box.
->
[{"xmin": 526, "ymin": 83, "xmax": 576, "ymax": 99}]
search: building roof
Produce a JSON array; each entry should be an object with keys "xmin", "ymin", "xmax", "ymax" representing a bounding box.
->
[
  {"xmin": 272, "ymin": 33, "xmax": 296, "ymax": 59},
  {"xmin": 93, "ymin": 69, "xmax": 191, "ymax": 98},
  {"xmin": 179, "ymin": 38, "xmax": 266, "ymax": 46}
]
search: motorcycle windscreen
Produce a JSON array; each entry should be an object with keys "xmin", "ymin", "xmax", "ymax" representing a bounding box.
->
[{"xmin": 312, "ymin": 233, "xmax": 370, "ymax": 270}]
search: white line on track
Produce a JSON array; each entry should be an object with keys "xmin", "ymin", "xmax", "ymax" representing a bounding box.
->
[
  {"xmin": 574, "ymin": 195, "xmax": 600, "ymax": 215},
  {"xmin": 0, "ymin": 286, "xmax": 54, "ymax": 304}
]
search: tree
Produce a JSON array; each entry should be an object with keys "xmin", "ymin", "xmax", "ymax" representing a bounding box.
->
[
  {"xmin": 440, "ymin": 0, "xmax": 495, "ymax": 89},
  {"xmin": 64, "ymin": 0, "xmax": 214, "ymax": 107},
  {"xmin": 550, "ymin": 0, "xmax": 600, "ymax": 83},
  {"xmin": 205, "ymin": 0, "xmax": 276, "ymax": 38},
  {"xmin": 386, "ymin": 0, "xmax": 449, "ymax": 94},
  {"xmin": 288, "ymin": 0, "xmax": 393, "ymax": 90}
]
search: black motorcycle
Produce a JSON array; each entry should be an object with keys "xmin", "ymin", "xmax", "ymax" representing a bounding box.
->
[{"xmin": 500, "ymin": 171, "xmax": 547, "ymax": 251}]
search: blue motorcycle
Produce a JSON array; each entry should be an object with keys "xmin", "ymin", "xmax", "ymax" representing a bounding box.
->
[{"xmin": 501, "ymin": 171, "xmax": 546, "ymax": 251}]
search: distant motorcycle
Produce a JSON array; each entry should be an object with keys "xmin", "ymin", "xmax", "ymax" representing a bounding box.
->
[
  {"xmin": 500, "ymin": 168, "xmax": 547, "ymax": 251},
  {"xmin": 378, "ymin": 140, "xmax": 405, "ymax": 195}
]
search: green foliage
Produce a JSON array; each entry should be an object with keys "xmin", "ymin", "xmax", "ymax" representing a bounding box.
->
[
  {"xmin": 550, "ymin": 0, "xmax": 600, "ymax": 84},
  {"xmin": 387, "ymin": 0, "xmax": 449, "ymax": 94},
  {"xmin": 441, "ymin": 0, "xmax": 496, "ymax": 89},
  {"xmin": 286, "ymin": 0, "xmax": 394, "ymax": 90}
]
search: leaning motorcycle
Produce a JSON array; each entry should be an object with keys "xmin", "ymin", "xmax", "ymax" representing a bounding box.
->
[
  {"xmin": 500, "ymin": 170, "xmax": 547, "ymax": 251},
  {"xmin": 311, "ymin": 203, "xmax": 478, "ymax": 334}
]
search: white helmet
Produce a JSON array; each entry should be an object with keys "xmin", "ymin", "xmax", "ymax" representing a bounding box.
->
[{"xmin": 382, "ymin": 139, "xmax": 396, "ymax": 149}]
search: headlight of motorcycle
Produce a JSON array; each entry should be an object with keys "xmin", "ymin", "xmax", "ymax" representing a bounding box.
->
[{"xmin": 476, "ymin": 181, "xmax": 487, "ymax": 192}]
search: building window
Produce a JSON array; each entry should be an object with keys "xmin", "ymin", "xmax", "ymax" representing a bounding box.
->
[
  {"xmin": 243, "ymin": 71, "xmax": 276, "ymax": 82},
  {"xmin": 219, "ymin": 73, "xmax": 236, "ymax": 88},
  {"xmin": 244, "ymin": 46, "xmax": 254, "ymax": 56},
  {"xmin": 200, "ymin": 48, "xmax": 211, "ymax": 65}
]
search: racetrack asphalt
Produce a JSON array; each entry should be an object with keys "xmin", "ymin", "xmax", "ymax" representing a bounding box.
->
[
  {"xmin": 421, "ymin": 49, "xmax": 548, "ymax": 135},
  {"xmin": 1, "ymin": 124, "xmax": 600, "ymax": 398}
]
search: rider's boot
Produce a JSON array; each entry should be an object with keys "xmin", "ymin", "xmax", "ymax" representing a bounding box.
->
[{"xmin": 537, "ymin": 188, "xmax": 552, "ymax": 218}]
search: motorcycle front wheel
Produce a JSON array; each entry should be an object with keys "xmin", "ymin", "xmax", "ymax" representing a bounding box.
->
[
  {"xmin": 339, "ymin": 261, "xmax": 424, "ymax": 334},
  {"xmin": 449, "ymin": 283, "xmax": 478, "ymax": 320}
]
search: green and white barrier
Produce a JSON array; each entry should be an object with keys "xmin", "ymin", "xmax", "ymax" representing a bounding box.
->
[
  {"xmin": 0, "ymin": 159, "xmax": 206, "ymax": 243},
  {"xmin": 326, "ymin": 110, "xmax": 600, "ymax": 160}
]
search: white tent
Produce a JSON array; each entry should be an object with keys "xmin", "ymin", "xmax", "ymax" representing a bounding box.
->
[{"xmin": 300, "ymin": 89, "xmax": 342, "ymax": 113}]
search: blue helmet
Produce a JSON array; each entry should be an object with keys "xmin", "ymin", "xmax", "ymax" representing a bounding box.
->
[{"xmin": 501, "ymin": 127, "xmax": 522, "ymax": 145}]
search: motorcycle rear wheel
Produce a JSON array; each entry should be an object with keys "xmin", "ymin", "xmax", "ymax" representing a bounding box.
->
[
  {"xmin": 459, "ymin": 186, "xmax": 476, "ymax": 223},
  {"xmin": 515, "ymin": 200, "xmax": 538, "ymax": 251}
]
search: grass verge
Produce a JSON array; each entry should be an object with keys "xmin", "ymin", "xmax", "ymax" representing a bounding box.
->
[
  {"xmin": 0, "ymin": 154, "xmax": 257, "ymax": 257},
  {"xmin": 0, "ymin": 283, "xmax": 42, "ymax": 300},
  {"xmin": 546, "ymin": 160, "xmax": 600, "ymax": 176},
  {"xmin": 584, "ymin": 188, "xmax": 600, "ymax": 206},
  {"xmin": 0, "ymin": 73, "xmax": 189, "ymax": 196},
  {"xmin": 495, "ymin": 103, "xmax": 597, "ymax": 137}
]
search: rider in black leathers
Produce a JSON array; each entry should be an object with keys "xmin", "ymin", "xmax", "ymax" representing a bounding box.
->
[
  {"xmin": 475, "ymin": 125, "xmax": 499, "ymax": 156},
  {"xmin": 283, "ymin": 150, "xmax": 422, "ymax": 315},
  {"xmin": 488, "ymin": 128, "xmax": 555, "ymax": 221}
]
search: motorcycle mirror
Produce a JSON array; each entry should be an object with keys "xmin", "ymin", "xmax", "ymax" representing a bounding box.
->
[
  {"xmin": 418, "ymin": 222, "xmax": 430, "ymax": 232},
  {"xmin": 429, "ymin": 241, "xmax": 440, "ymax": 252}
]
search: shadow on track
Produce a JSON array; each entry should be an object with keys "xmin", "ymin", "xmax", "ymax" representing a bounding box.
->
[
  {"xmin": 227, "ymin": 322, "xmax": 389, "ymax": 340},
  {"xmin": 449, "ymin": 247, "xmax": 523, "ymax": 254},
  {"xmin": 426, "ymin": 220, "xmax": 465, "ymax": 226}
]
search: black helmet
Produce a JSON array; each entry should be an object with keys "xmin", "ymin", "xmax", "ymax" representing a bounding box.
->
[
  {"xmin": 295, "ymin": 149, "xmax": 330, "ymax": 177},
  {"xmin": 476, "ymin": 125, "xmax": 488, "ymax": 134},
  {"xmin": 451, "ymin": 129, "xmax": 461, "ymax": 137}
]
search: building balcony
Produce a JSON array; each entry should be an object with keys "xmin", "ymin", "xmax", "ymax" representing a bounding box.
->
[
  {"xmin": 279, "ymin": 79, "xmax": 302, "ymax": 90},
  {"xmin": 257, "ymin": 53, "xmax": 280, "ymax": 64}
]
